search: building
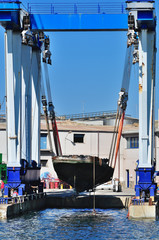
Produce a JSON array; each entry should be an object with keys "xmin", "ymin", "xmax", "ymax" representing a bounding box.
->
[{"xmin": 1, "ymin": 112, "xmax": 159, "ymax": 189}]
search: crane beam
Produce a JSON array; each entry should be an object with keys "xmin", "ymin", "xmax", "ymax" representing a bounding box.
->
[
  {"xmin": 0, "ymin": 1, "xmax": 129, "ymax": 31},
  {"xmin": 30, "ymin": 14, "xmax": 128, "ymax": 32}
]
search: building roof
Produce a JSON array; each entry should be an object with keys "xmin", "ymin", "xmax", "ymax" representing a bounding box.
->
[
  {"xmin": 1, "ymin": 115, "xmax": 159, "ymax": 134},
  {"xmin": 41, "ymin": 120, "xmax": 115, "ymax": 132}
]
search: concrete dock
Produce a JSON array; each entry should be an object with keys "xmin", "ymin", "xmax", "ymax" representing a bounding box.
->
[
  {"xmin": 46, "ymin": 188, "xmax": 134, "ymax": 209},
  {"xmin": 0, "ymin": 188, "xmax": 135, "ymax": 219}
]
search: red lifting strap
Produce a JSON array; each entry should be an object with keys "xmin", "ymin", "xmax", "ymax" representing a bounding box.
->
[{"xmin": 113, "ymin": 111, "xmax": 125, "ymax": 169}]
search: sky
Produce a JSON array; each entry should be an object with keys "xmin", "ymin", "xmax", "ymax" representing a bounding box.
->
[{"xmin": 0, "ymin": 0, "xmax": 159, "ymax": 119}]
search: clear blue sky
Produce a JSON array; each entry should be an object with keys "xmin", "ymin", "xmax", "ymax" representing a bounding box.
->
[{"xmin": 0, "ymin": 0, "xmax": 159, "ymax": 119}]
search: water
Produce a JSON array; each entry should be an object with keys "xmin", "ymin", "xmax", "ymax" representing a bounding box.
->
[{"xmin": 0, "ymin": 208, "xmax": 158, "ymax": 239}]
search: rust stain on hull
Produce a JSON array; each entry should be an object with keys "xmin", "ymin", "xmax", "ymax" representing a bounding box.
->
[{"xmin": 139, "ymin": 84, "xmax": 142, "ymax": 93}]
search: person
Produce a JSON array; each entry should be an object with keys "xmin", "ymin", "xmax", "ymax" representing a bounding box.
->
[
  {"xmin": 12, "ymin": 190, "xmax": 18, "ymax": 204},
  {"xmin": 12, "ymin": 190, "xmax": 18, "ymax": 197},
  {"xmin": 1, "ymin": 180, "xmax": 4, "ymax": 197}
]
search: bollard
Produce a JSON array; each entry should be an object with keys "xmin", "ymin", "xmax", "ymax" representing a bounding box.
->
[{"xmin": 55, "ymin": 182, "xmax": 58, "ymax": 189}]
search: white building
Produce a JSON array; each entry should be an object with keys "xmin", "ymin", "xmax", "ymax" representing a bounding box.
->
[{"xmin": 1, "ymin": 113, "xmax": 159, "ymax": 189}]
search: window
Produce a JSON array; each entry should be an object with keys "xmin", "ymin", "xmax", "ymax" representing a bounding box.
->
[
  {"xmin": 127, "ymin": 137, "xmax": 139, "ymax": 149},
  {"xmin": 74, "ymin": 134, "xmax": 85, "ymax": 143},
  {"xmin": 40, "ymin": 133, "xmax": 47, "ymax": 149},
  {"xmin": 40, "ymin": 160, "xmax": 48, "ymax": 167}
]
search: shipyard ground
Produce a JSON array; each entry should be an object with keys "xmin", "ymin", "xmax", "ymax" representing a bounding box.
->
[{"xmin": 0, "ymin": 188, "xmax": 134, "ymax": 219}]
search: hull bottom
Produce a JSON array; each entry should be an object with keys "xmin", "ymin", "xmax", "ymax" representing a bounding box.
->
[{"xmin": 53, "ymin": 156, "xmax": 114, "ymax": 192}]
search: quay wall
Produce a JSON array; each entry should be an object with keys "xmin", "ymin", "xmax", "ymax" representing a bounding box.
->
[
  {"xmin": 7, "ymin": 198, "xmax": 47, "ymax": 218},
  {"xmin": 0, "ymin": 198, "xmax": 46, "ymax": 219},
  {"xmin": 0, "ymin": 193, "xmax": 132, "ymax": 219},
  {"xmin": 46, "ymin": 195, "xmax": 131, "ymax": 209}
]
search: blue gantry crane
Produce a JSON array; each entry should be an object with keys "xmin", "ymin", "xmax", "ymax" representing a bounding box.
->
[
  {"xmin": 0, "ymin": 0, "xmax": 157, "ymax": 211},
  {"xmin": 126, "ymin": 1, "xmax": 157, "ymax": 202},
  {"xmin": 0, "ymin": 0, "xmax": 128, "ymax": 197}
]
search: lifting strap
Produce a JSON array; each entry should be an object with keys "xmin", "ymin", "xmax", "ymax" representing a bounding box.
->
[
  {"xmin": 41, "ymin": 75, "xmax": 54, "ymax": 155},
  {"xmin": 109, "ymin": 45, "xmax": 133, "ymax": 169},
  {"xmin": 42, "ymin": 63, "xmax": 62, "ymax": 156}
]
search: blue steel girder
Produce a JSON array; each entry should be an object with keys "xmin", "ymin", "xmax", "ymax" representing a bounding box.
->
[
  {"xmin": 0, "ymin": 2, "xmax": 20, "ymax": 29},
  {"xmin": 127, "ymin": 0, "xmax": 154, "ymax": 1},
  {"xmin": 0, "ymin": 1, "xmax": 128, "ymax": 31},
  {"xmin": 28, "ymin": 2, "xmax": 128, "ymax": 31},
  {"xmin": 30, "ymin": 14, "xmax": 128, "ymax": 32}
]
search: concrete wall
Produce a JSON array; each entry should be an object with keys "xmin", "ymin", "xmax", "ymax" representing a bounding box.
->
[
  {"xmin": 119, "ymin": 135, "xmax": 139, "ymax": 188},
  {"xmin": 58, "ymin": 131, "xmax": 112, "ymax": 158}
]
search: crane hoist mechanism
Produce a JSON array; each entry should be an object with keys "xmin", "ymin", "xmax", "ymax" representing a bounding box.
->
[
  {"xmin": 42, "ymin": 35, "xmax": 52, "ymax": 65},
  {"xmin": 21, "ymin": 15, "xmax": 33, "ymax": 46}
]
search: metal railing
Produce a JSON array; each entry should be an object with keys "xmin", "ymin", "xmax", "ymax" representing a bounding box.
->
[
  {"xmin": 57, "ymin": 110, "xmax": 118, "ymax": 120},
  {"xmin": 28, "ymin": 2, "xmax": 127, "ymax": 15},
  {"xmin": 0, "ymin": 192, "xmax": 46, "ymax": 204}
]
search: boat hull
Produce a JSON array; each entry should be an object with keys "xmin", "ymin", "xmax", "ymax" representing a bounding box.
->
[{"xmin": 53, "ymin": 156, "xmax": 114, "ymax": 192}]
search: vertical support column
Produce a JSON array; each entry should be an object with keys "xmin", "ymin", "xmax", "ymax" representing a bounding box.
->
[
  {"xmin": 137, "ymin": 29, "xmax": 156, "ymax": 199},
  {"xmin": 31, "ymin": 49, "xmax": 41, "ymax": 167},
  {"xmin": 147, "ymin": 32, "xmax": 155, "ymax": 167},
  {"xmin": 5, "ymin": 30, "xmax": 21, "ymax": 168},
  {"xmin": 21, "ymin": 45, "xmax": 32, "ymax": 165},
  {"xmin": 138, "ymin": 30, "xmax": 155, "ymax": 168},
  {"xmin": 5, "ymin": 30, "xmax": 22, "ymax": 193},
  {"xmin": 138, "ymin": 29, "xmax": 149, "ymax": 168}
]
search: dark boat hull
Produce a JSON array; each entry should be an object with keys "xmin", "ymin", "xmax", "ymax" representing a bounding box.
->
[{"xmin": 53, "ymin": 156, "xmax": 114, "ymax": 192}]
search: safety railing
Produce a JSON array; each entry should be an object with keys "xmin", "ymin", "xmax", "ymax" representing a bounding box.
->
[
  {"xmin": 0, "ymin": 192, "xmax": 46, "ymax": 204},
  {"xmin": 57, "ymin": 110, "xmax": 118, "ymax": 120},
  {"xmin": 131, "ymin": 198, "xmax": 145, "ymax": 205},
  {"xmin": 28, "ymin": 2, "xmax": 127, "ymax": 15}
]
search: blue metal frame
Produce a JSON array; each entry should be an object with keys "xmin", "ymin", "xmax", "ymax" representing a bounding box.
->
[
  {"xmin": 4, "ymin": 167, "xmax": 25, "ymax": 196},
  {"xmin": 135, "ymin": 167, "xmax": 157, "ymax": 198},
  {"xmin": 0, "ymin": 0, "xmax": 19, "ymax": 2},
  {"xmin": 127, "ymin": 0, "xmax": 154, "ymax": 2},
  {"xmin": 28, "ymin": 2, "xmax": 128, "ymax": 31},
  {"xmin": 0, "ymin": 2, "xmax": 20, "ymax": 9},
  {"xmin": 7, "ymin": 167, "xmax": 21, "ymax": 188},
  {"xmin": 30, "ymin": 14, "xmax": 128, "ymax": 31},
  {"xmin": 0, "ymin": 1, "xmax": 128, "ymax": 31},
  {"xmin": 0, "ymin": 0, "xmax": 156, "ymax": 200},
  {"xmin": 0, "ymin": 2, "xmax": 20, "ymax": 29}
]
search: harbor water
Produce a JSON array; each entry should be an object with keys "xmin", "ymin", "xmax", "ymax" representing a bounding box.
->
[{"xmin": 0, "ymin": 208, "xmax": 159, "ymax": 239}]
